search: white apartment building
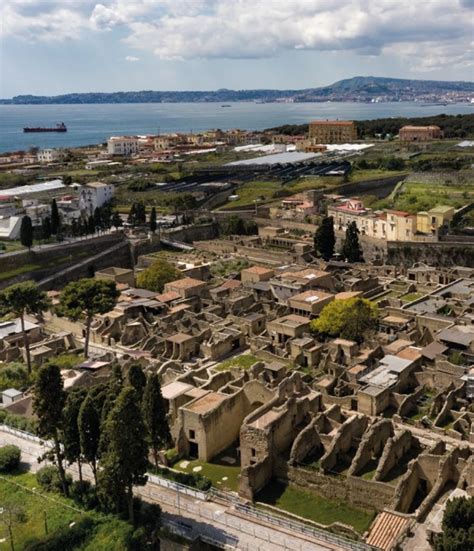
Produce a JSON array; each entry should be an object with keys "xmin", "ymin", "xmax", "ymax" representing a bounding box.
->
[
  {"xmin": 37, "ymin": 149, "xmax": 66, "ymax": 163},
  {"xmin": 107, "ymin": 136, "xmax": 139, "ymax": 156},
  {"xmin": 79, "ymin": 182, "xmax": 114, "ymax": 214}
]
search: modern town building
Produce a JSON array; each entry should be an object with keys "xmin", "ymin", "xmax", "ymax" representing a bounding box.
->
[
  {"xmin": 79, "ymin": 182, "xmax": 114, "ymax": 214},
  {"xmin": 107, "ymin": 136, "xmax": 140, "ymax": 156},
  {"xmin": 308, "ymin": 120, "xmax": 357, "ymax": 144},
  {"xmin": 399, "ymin": 125, "xmax": 443, "ymax": 142}
]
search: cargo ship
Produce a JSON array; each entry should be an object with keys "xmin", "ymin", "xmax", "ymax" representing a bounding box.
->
[{"xmin": 23, "ymin": 122, "xmax": 67, "ymax": 133}]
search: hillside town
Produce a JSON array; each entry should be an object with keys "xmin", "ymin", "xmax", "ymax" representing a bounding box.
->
[{"xmin": 0, "ymin": 116, "xmax": 473, "ymax": 551}]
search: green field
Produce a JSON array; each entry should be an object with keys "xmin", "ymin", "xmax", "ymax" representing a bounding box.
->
[
  {"xmin": 0, "ymin": 472, "xmax": 133, "ymax": 550},
  {"xmin": 220, "ymin": 181, "xmax": 281, "ymax": 209},
  {"xmin": 256, "ymin": 480, "xmax": 375, "ymax": 534}
]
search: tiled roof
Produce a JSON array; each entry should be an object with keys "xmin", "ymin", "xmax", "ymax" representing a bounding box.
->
[{"xmin": 366, "ymin": 511, "xmax": 411, "ymax": 550}]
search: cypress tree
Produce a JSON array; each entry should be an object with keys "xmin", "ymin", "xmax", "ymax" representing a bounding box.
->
[
  {"xmin": 341, "ymin": 221, "xmax": 364, "ymax": 263},
  {"xmin": 143, "ymin": 373, "xmax": 170, "ymax": 469},
  {"xmin": 20, "ymin": 215, "xmax": 33, "ymax": 249},
  {"xmin": 314, "ymin": 216, "xmax": 335, "ymax": 261},
  {"xmin": 41, "ymin": 216, "xmax": 52, "ymax": 241},
  {"xmin": 62, "ymin": 388, "xmax": 87, "ymax": 481},
  {"xmin": 149, "ymin": 207, "xmax": 157, "ymax": 233},
  {"xmin": 50, "ymin": 199, "xmax": 60, "ymax": 235},
  {"xmin": 78, "ymin": 392, "xmax": 101, "ymax": 484},
  {"xmin": 33, "ymin": 364, "xmax": 69, "ymax": 496},
  {"xmin": 94, "ymin": 207, "xmax": 102, "ymax": 231},
  {"xmin": 128, "ymin": 364, "xmax": 146, "ymax": 399},
  {"xmin": 98, "ymin": 387, "xmax": 148, "ymax": 522}
]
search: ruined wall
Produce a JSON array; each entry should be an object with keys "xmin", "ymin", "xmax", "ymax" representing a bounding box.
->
[
  {"xmin": 280, "ymin": 463, "xmax": 395, "ymax": 511},
  {"xmin": 387, "ymin": 242, "xmax": 474, "ymax": 268},
  {"xmin": 374, "ymin": 430, "xmax": 418, "ymax": 482},
  {"xmin": 348, "ymin": 419, "xmax": 394, "ymax": 477},
  {"xmin": 320, "ymin": 415, "xmax": 369, "ymax": 473}
]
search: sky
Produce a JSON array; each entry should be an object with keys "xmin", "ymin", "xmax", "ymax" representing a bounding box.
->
[{"xmin": 1, "ymin": 0, "xmax": 473, "ymax": 97}]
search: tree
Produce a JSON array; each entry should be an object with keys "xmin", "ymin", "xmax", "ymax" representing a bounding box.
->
[
  {"xmin": 33, "ymin": 363, "xmax": 69, "ymax": 496},
  {"xmin": 87, "ymin": 214, "xmax": 95, "ymax": 235},
  {"xmin": 310, "ymin": 297, "xmax": 378, "ymax": 344},
  {"xmin": 143, "ymin": 373, "xmax": 170, "ymax": 469},
  {"xmin": 19, "ymin": 216, "xmax": 33, "ymax": 249},
  {"xmin": 149, "ymin": 207, "xmax": 157, "ymax": 233},
  {"xmin": 78, "ymin": 392, "xmax": 101, "ymax": 484},
  {"xmin": 93, "ymin": 207, "xmax": 102, "ymax": 232},
  {"xmin": 41, "ymin": 216, "xmax": 52, "ymax": 241},
  {"xmin": 434, "ymin": 497, "xmax": 474, "ymax": 551},
  {"xmin": 62, "ymin": 388, "xmax": 87, "ymax": 481},
  {"xmin": 59, "ymin": 279, "xmax": 119, "ymax": 357},
  {"xmin": 98, "ymin": 387, "xmax": 148, "ymax": 523},
  {"xmin": 0, "ymin": 282, "xmax": 50, "ymax": 374},
  {"xmin": 340, "ymin": 221, "xmax": 364, "ymax": 263},
  {"xmin": 314, "ymin": 216, "xmax": 335, "ymax": 261},
  {"xmin": 50, "ymin": 199, "xmax": 60, "ymax": 235},
  {"xmin": 128, "ymin": 363, "xmax": 146, "ymax": 399},
  {"xmin": 136, "ymin": 259, "xmax": 179, "ymax": 293},
  {"xmin": 112, "ymin": 211, "xmax": 122, "ymax": 230},
  {"xmin": 0, "ymin": 505, "xmax": 28, "ymax": 551},
  {"xmin": 127, "ymin": 203, "xmax": 137, "ymax": 225}
]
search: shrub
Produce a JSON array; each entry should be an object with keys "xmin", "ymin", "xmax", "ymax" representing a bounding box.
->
[
  {"xmin": 70, "ymin": 480, "xmax": 99, "ymax": 510},
  {"xmin": 24, "ymin": 516, "xmax": 96, "ymax": 551},
  {"xmin": 0, "ymin": 444, "xmax": 21, "ymax": 472},
  {"xmin": 36, "ymin": 466, "xmax": 72, "ymax": 493}
]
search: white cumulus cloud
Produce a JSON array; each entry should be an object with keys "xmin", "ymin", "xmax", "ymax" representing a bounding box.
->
[
  {"xmin": 125, "ymin": 55, "xmax": 140, "ymax": 62},
  {"xmin": 1, "ymin": 0, "xmax": 473, "ymax": 72}
]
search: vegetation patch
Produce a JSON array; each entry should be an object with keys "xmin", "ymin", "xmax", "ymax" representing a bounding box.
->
[
  {"xmin": 256, "ymin": 480, "xmax": 375, "ymax": 534},
  {"xmin": 214, "ymin": 354, "xmax": 259, "ymax": 372}
]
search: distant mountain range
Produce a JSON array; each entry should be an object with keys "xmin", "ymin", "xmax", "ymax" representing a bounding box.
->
[{"xmin": 2, "ymin": 76, "xmax": 474, "ymax": 104}]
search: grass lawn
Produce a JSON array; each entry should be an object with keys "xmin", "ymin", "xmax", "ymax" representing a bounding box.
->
[
  {"xmin": 220, "ymin": 181, "xmax": 280, "ymax": 209},
  {"xmin": 400, "ymin": 292, "xmax": 424, "ymax": 303},
  {"xmin": 0, "ymin": 240, "xmax": 25, "ymax": 254},
  {"xmin": 173, "ymin": 448, "xmax": 240, "ymax": 491},
  {"xmin": 256, "ymin": 480, "xmax": 375, "ymax": 534},
  {"xmin": 0, "ymin": 471, "xmax": 133, "ymax": 550},
  {"xmin": 214, "ymin": 354, "xmax": 259, "ymax": 372}
]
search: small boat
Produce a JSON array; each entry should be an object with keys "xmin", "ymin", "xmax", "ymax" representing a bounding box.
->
[
  {"xmin": 221, "ymin": 104, "xmax": 231, "ymax": 107},
  {"xmin": 23, "ymin": 122, "xmax": 67, "ymax": 133}
]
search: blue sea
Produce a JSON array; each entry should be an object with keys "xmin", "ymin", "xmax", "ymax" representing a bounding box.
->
[{"xmin": 0, "ymin": 101, "xmax": 472, "ymax": 153}]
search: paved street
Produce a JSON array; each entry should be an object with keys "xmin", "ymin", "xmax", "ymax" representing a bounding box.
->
[{"xmin": 0, "ymin": 427, "xmax": 358, "ymax": 551}]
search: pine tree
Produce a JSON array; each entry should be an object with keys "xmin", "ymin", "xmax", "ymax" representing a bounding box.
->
[
  {"xmin": 78, "ymin": 392, "xmax": 101, "ymax": 484},
  {"xmin": 33, "ymin": 364, "xmax": 69, "ymax": 496},
  {"xmin": 50, "ymin": 199, "xmax": 60, "ymax": 235},
  {"xmin": 20, "ymin": 216, "xmax": 33, "ymax": 249},
  {"xmin": 143, "ymin": 373, "xmax": 170, "ymax": 469},
  {"xmin": 62, "ymin": 388, "xmax": 87, "ymax": 481},
  {"xmin": 341, "ymin": 221, "xmax": 364, "ymax": 263},
  {"xmin": 41, "ymin": 216, "xmax": 52, "ymax": 241},
  {"xmin": 98, "ymin": 387, "xmax": 148, "ymax": 522},
  {"xmin": 0, "ymin": 282, "xmax": 50, "ymax": 374},
  {"xmin": 314, "ymin": 216, "xmax": 335, "ymax": 261},
  {"xmin": 59, "ymin": 279, "xmax": 119, "ymax": 357}
]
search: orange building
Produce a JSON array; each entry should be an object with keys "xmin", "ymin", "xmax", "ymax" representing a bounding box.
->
[
  {"xmin": 308, "ymin": 120, "xmax": 357, "ymax": 144},
  {"xmin": 399, "ymin": 125, "xmax": 443, "ymax": 142}
]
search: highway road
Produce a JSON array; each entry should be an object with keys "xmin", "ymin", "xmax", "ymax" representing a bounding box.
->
[{"xmin": 0, "ymin": 426, "xmax": 371, "ymax": 551}]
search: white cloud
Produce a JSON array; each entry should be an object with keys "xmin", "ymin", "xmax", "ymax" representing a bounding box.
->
[
  {"xmin": 2, "ymin": 0, "xmax": 473, "ymax": 72},
  {"xmin": 125, "ymin": 55, "xmax": 140, "ymax": 62}
]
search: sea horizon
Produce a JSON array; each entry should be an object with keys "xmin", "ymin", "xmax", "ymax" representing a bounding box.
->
[{"xmin": 1, "ymin": 101, "xmax": 472, "ymax": 154}]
